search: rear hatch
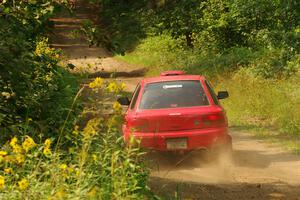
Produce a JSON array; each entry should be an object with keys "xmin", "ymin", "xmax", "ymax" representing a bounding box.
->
[
  {"xmin": 128, "ymin": 80, "xmax": 227, "ymax": 133},
  {"xmin": 131, "ymin": 107, "xmax": 227, "ymax": 133}
]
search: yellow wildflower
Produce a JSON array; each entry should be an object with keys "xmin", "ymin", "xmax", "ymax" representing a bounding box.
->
[
  {"xmin": 10, "ymin": 137, "xmax": 22, "ymax": 153},
  {"xmin": 18, "ymin": 179, "xmax": 29, "ymax": 190},
  {"xmin": 75, "ymin": 169, "xmax": 81, "ymax": 177},
  {"xmin": 4, "ymin": 168, "xmax": 13, "ymax": 174},
  {"xmin": 10, "ymin": 137, "xmax": 18, "ymax": 147},
  {"xmin": 13, "ymin": 145, "xmax": 22, "ymax": 153},
  {"xmin": 55, "ymin": 188, "xmax": 66, "ymax": 198},
  {"xmin": 59, "ymin": 164, "xmax": 67, "ymax": 170},
  {"xmin": 0, "ymin": 176, "xmax": 5, "ymax": 190},
  {"xmin": 44, "ymin": 139, "xmax": 51, "ymax": 148},
  {"xmin": 82, "ymin": 118, "xmax": 100, "ymax": 139},
  {"xmin": 89, "ymin": 77, "xmax": 103, "ymax": 88},
  {"xmin": 0, "ymin": 151, "xmax": 7, "ymax": 156},
  {"xmin": 15, "ymin": 154, "xmax": 25, "ymax": 165},
  {"xmin": 68, "ymin": 166, "xmax": 74, "ymax": 174},
  {"xmin": 106, "ymin": 82, "xmax": 118, "ymax": 93},
  {"xmin": 92, "ymin": 154, "xmax": 97, "ymax": 162},
  {"xmin": 43, "ymin": 148, "xmax": 51, "ymax": 156},
  {"xmin": 43, "ymin": 139, "xmax": 52, "ymax": 156},
  {"xmin": 87, "ymin": 186, "xmax": 99, "ymax": 198},
  {"xmin": 22, "ymin": 136, "xmax": 36, "ymax": 152},
  {"xmin": 120, "ymin": 83, "xmax": 126, "ymax": 90},
  {"xmin": 113, "ymin": 102, "xmax": 122, "ymax": 113}
]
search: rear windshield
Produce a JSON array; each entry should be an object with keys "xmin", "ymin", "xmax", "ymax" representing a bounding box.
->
[{"xmin": 139, "ymin": 80, "xmax": 209, "ymax": 109}]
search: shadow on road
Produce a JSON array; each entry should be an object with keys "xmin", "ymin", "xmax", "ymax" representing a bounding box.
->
[{"xmin": 149, "ymin": 176, "xmax": 300, "ymax": 200}]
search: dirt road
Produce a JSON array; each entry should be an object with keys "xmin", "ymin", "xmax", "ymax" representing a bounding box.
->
[
  {"xmin": 50, "ymin": 1, "xmax": 300, "ymax": 199},
  {"xmin": 149, "ymin": 129, "xmax": 300, "ymax": 200}
]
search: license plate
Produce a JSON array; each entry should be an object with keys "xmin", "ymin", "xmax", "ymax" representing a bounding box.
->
[{"xmin": 166, "ymin": 138, "xmax": 187, "ymax": 150}]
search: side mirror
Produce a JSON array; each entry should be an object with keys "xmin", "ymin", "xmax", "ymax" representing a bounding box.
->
[
  {"xmin": 217, "ymin": 91, "xmax": 229, "ymax": 100},
  {"xmin": 117, "ymin": 96, "xmax": 130, "ymax": 105}
]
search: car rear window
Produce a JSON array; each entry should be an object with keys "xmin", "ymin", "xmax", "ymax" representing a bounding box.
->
[{"xmin": 139, "ymin": 80, "xmax": 209, "ymax": 109}]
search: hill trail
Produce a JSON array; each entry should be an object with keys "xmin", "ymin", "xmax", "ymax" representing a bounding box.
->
[{"xmin": 49, "ymin": 0, "xmax": 144, "ymax": 91}]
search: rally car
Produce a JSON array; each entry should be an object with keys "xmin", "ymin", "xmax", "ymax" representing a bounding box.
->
[{"xmin": 118, "ymin": 71, "xmax": 231, "ymax": 154}]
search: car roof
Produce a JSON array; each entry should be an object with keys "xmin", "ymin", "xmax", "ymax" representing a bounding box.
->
[{"xmin": 141, "ymin": 75, "xmax": 205, "ymax": 85}]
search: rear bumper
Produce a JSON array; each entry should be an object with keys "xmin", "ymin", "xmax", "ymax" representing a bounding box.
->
[{"xmin": 123, "ymin": 127, "xmax": 231, "ymax": 151}]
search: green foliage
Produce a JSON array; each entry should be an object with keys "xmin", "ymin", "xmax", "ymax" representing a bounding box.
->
[
  {"xmin": 0, "ymin": 0, "xmax": 67, "ymax": 36},
  {"xmin": 0, "ymin": 82, "xmax": 152, "ymax": 199},
  {"xmin": 98, "ymin": 0, "xmax": 300, "ymax": 78},
  {"xmin": 87, "ymin": 0, "xmax": 150, "ymax": 53},
  {"xmin": 0, "ymin": 1, "xmax": 77, "ymax": 142},
  {"xmin": 217, "ymin": 68, "xmax": 300, "ymax": 135}
]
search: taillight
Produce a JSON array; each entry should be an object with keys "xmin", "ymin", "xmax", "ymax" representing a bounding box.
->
[{"xmin": 202, "ymin": 113, "xmax": 226, "ymax": 127}]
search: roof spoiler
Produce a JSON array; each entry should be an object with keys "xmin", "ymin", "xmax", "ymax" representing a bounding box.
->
[{"xmin": 160, "ymin": 70, "xmax": 185, "ymax": 76}]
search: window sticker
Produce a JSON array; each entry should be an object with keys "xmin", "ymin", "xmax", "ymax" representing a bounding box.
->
[{"xmin": 163, "ymin": 85, "xmax": 183, "ymax": 89}]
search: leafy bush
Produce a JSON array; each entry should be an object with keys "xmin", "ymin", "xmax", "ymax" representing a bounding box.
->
[{"xmin": 0, "ymin": 1, "xmax": 78, "ymax": 142}]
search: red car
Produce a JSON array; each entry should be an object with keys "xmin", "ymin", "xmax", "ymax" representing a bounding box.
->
[{"xmin": 118, "ymin": 71, "xmax": 231, "ymax": 154}]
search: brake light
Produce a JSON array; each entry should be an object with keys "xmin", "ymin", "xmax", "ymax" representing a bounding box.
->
[
  {"xmin": 202, "ymin": 113, "xmax": 225, "ymax": 127},
  {"xmin": 160, "ymin": 70, "xmax": 185, "ymax": 76}
]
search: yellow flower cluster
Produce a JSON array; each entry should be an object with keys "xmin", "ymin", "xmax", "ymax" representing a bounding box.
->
[
  {"xmin": 92, "ymin": 154, "xmax": 97, "ymax": 162},
  {"xmin": 106, "ymin": 82, "xmax": 126, "ymax": 93},
  {"xmin": 10, "ymin": 137, "xmax": 22, "ymax": 153},
  {"xmin": 0, "ymin": 176, "xmax": 5, "ymax": 190},
  {"xmin": 4, "ymin": 168, "xmax": 12, "ymax": 174},
  {"xmin": 15, "ymin": 154, "xmax": 25, "ymax": 165},
  {"xmin": 22, "ymin": 136, "xmax": 36, "ymax": 152},
  {"xmin": 59, "ymin": 164, "xmax": 67, "ymax": 170},
  {"xmin": 113, "ymin": 102, "xmax": 122, "ymax": 114},
  {"xmin": 18, "ymin": 179, "xmax": 29, "ymax": 190},
  {"xmin": 43, "ymin": 139, "xmax": 52, "ymax": 156},
  {"xmin": 59, "ymin": 164, "xmax": 76, "ymax": 179},
  {"xmin": 8, "ymin": 137, "xmax": 25, "ymax": 165},
  {"xmin": 0, "ymin": 151, "xmax": 7, "ymax": 163},
  {"xmin": 82, "ymin": 118, "xmax": 100, "ymax": 139},
  {"xmin": 0, "ymin": 151, "xmax": 7, "ymax": 156},
  {"xmin": 89, "ymin": 77, "xmax": 104, "ymax": 89},
  {"xmin": 54, "ymin": 188, "xmax": 66, "ymax": 199},
  {"xmin": 35, "ymin": 38, "xmax": 60, "ymax": 60}
]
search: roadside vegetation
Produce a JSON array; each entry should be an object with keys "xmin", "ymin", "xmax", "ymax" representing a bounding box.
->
[
  {"xmin": 0, "ymin": 1, "xmax": 153, "ymax": 199},
  {"xmin": 88, "ymin": 0, "xmax": 300, "ymax": 152}
]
